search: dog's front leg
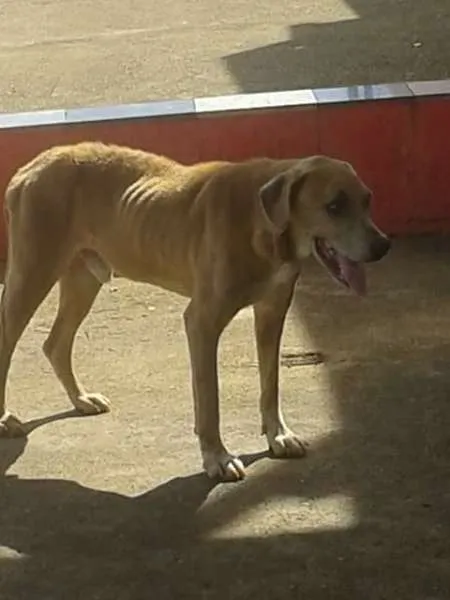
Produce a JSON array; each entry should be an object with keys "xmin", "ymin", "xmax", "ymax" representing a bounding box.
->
[
  {"xmin": 253, "ymin": 276, "xmax": 306, "ymax": 459},
  {"xmin": 184, "ymin": 300, "xmax": 245, "ymax": 481}
]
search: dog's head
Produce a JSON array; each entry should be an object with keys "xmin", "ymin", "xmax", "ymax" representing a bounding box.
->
[{"xmin": 259, "ymin": 156, "xmax": 390, "ymax": 295}]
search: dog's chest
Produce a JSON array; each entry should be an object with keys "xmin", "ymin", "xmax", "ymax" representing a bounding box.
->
[{"xmin": 245, "ymin": 263, "xmax": 299, "ymax": 304}]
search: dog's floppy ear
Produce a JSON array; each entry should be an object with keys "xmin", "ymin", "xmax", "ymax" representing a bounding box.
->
[{"xmin": 259, "ymin": 171, "xmax": 307, "ymax": 234}]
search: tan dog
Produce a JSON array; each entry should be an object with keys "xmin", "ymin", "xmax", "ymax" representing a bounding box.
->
[{"xmin": 0, "ymin": 142, "xmax": 390, "ymax": 481}]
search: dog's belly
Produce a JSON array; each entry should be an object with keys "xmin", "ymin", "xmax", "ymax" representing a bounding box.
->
[
  {"xmin": 116, "ymin": 267, "xmax": 193, "ymax": 297},
  {"xmin": 92, "ymin": 238, "xmax": 194, "ymax": 297}
]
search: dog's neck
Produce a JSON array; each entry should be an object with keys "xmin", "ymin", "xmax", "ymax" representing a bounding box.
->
[
  {"xmin": 277, "ymin": 228, "xmax": 296, "ymax": 263},
  {"xmin": 253, "ymin": 226, "xmax": 301, "ymax": 269}
]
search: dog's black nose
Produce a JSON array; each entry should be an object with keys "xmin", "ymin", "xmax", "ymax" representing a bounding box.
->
[{"xmin": 367, "ymin": 235, "xmax": 391, "ymax": 262}]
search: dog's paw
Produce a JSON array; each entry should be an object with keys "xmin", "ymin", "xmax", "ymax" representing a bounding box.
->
[
  {"xmin": 267, "ymin": 429, "xmax": 307, "ymax": 459},
  {"xmin": 72, "ymin": 393, "xmax": 111, "ymax": 416},
  {"xmin": 0, "ymin": 412, "xmax": 27, "ymax": 438},
  {"xmin": 203, "ymin": 450, "xmax": 246, "ymax": 482}
]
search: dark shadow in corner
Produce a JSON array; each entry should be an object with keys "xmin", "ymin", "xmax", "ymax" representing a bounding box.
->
[{"xmin": 222, "ymin": 0, "xmax": 450, "ymax": 93}]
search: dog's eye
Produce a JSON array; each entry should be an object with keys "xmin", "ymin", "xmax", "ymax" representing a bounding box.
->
[{"xmin": 326, "ymin": 191, "xmax": 348, "ymax": 217}]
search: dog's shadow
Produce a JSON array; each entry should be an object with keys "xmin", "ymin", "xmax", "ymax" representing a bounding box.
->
[
  {"xmin": 22, "ymin": 409, "xmax": 87, "ymax": 435},
  {"xmin": 1, "ymin": 407, "xmax": 269, "ymax": 471},
  {"xmin": 0, "ymin": 431, "xmax": 273, "ymax": 599},
  {"xmin": 23, "ymin": 408, "xmax": 109, "ymax": 436},
  {"xmin": 0, "ymin": 409, "xmax": 101, "ymax": 477},
  {"xmin": 0, "ymin": 409, "xmax": 90, "ymax": 480}
]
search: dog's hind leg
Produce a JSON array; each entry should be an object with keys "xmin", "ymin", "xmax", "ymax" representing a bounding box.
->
[
  {"xmin": 0, "ymin": 247, "xmax": 62, "ymax": 437},
  {"xmin": 42, "ymin": 255, "xmax": 109, "ymax": 416}
]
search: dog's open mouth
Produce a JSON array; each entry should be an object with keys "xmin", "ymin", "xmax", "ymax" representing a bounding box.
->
[{"xmin": 313, "ymin": 238, "xmax": 366, "ymax": 296}]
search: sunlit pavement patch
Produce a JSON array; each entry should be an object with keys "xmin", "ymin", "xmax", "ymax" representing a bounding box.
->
[
  {"xmin": 0, "ymin": 545, "xmax": 28, "ymax": 561},
  {"xmin": 203, "ymin": 494, "xmax": 358, "ymax": 539}
]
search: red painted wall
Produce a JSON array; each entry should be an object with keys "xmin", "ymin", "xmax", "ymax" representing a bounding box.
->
[{"xmin": 0, "ymin": 95, "xmax": 448, "ymax": 259}]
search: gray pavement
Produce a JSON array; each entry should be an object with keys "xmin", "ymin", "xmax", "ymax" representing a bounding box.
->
[{"xmin": 0, "ymin": 0, "xmax": 449, "ymax": 112}]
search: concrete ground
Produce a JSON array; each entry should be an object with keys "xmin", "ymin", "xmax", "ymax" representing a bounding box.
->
[
  {"xmin": 1, "ymin": 1, "xmax": 450, "ymax": 599},
  {"xmin": 1, "ymin": 237, "xmax": 450, "ymax": 599},
  {"xmin": 0, "ymin": 0, "xmax": 450, "ymax": 112}
]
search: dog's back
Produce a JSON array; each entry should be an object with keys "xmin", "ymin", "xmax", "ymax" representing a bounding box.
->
[
  {"xmin": 5, "ymin": 142, "xmax": 178, "ymax": 212},
  {"xmin": 2, "ymin": 142, "xmax": 233, "ymax": 293}
]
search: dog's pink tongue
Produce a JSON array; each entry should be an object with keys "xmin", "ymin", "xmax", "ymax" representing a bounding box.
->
[{"xmin": 338, "ymin": 255, "xmax": 367, "ymax": 296}]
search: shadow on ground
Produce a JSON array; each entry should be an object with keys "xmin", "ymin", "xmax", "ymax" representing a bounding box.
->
[
  {"xmin": 223, "ymin": 0, "xmax": 450, "ymax": 92},
  {"xmin": 1, "ymin": 236, "xmax": 450, "ymax": 599}
]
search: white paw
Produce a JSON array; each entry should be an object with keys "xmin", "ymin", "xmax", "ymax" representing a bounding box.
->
[
  {"xmin": 267, "ymin": 429, "xmax": 306, "ymax": 458},
  {"xmin": 72, "ymin": 393, "xmax": 111, "ymax": 416},
  {"xmin": 203, "ymin": 449, "xmax": 246, "ymax": 482},
  {"xmin": 0, "ymin": 412, "xmax": 27, "ymax": 438}
]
